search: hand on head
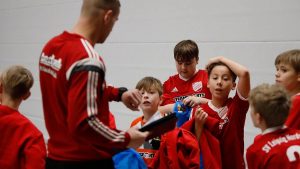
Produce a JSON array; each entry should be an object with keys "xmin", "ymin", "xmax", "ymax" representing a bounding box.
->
[{"xmin": 205, "ymin": 56, "xmax": 224, "ymax": 70}]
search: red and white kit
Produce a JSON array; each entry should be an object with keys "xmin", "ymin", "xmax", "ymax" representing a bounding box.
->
[
  {"xmin": 246, "ymin": 127, "xmax": 300, "ymax": 169},
  {"xmin": 39, "ymin": 31, "xmax": 130, "ymax": 161},
  {"xmin": 161, "ymin": 70, "xmax": 211, "ymax": 105},
  {"xmin": 200, "ymin": 91, "xmax": 249, "ymax": 169}
]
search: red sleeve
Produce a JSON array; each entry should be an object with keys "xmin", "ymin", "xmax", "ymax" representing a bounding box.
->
[
  {"xmin": 285, "ymin": 95, "xmax": 300, "ymax": 129},
  {"xmin": 106, "ymin": 85, "xmax": 119, "ymax": 101},
  {"xmin": 22, "ymin": 132, "xmax": 46, "ymax": 169},
  {"xmin": 68, "ymin": 67, "xmax": 130, "ymax": 150},
  {"xmin": 161, "ymin": 78, "xmax": 174, "ymax": 106},
  {"xmin": 245, "ymin": 147, "xmax": 260, "ymax": 169}
]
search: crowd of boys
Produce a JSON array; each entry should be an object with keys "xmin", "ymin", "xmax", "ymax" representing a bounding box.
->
[{"xmin": 0, "ymin": 0, "xmax": 300, "ymax": 169}]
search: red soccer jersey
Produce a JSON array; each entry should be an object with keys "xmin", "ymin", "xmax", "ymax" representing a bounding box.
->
[
  {"xmin": 285, "ymin": 93, "xmax": 300, "ymax": 129},
  {"xmin": 200, "ymin": 91, "xmax": 249, "ymax": 169},
  {"xmin": 39, "ymin": 31, "xmax": 130, "ymax": 161},
  {"xmin": 246, "ymin": 127, "xmax": 300, "ymax": 169},
  {"xmin": 161, "ymin": 70, "xmax": 211, "ymax": 105},
  {"xmin": 0, "ymin": 105, "xmax": 46, "ymax": 169}
]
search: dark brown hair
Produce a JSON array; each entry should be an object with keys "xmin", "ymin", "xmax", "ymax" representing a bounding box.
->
[{"xmin": 174, "ymin": 40, "xmax": 199, "ymax": 63}]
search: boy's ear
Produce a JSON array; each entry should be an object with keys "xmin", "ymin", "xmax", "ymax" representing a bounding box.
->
[
  {"xmin": 297, "ymin": 73, "xmax": 300, "ymax": 82},
  {"xmin": 103, "ymin": 10, "xmax": 113, "ymax": 25},
  {"xmin": 159, "ymin": 95, "xmax": 163, "ymax": 105},
  {"xmin": 231, "ymin": 82, "xmax": 237, "ymax": 90},
  {"xmin": 22, "ymin": 91, "xmax": 31, "ymax": 100}
]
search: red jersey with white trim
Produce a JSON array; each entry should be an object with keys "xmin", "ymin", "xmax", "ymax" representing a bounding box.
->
[
  {"xmin": 39, "ymin": 31, "xmax": 130, "ymax": 161},
  {"xmin": 200, "ymin": 91, "xmax": 249, "ymax": 169},
  {"xmin": 285, "ymin": 93, "xmax": 300, "ymax": 129},
  {"xmin": 161, "ymin": 70, "xmax": 211, "ymax": 105},
  {"xmin": 0, "ymin": 105, "xmax": 46, "ymax": 169},
  {"xmin": 130, "ymin": 112, "xmax": 162, "ymax": 166},
  {"xmin": 246, "ymin": 127, "xmax": 300, "ymax": 169}
]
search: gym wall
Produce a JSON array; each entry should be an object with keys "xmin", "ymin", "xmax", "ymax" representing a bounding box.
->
[{"xmin": 0, "ymin": 0, "xmax": 299, "ymax": 149}]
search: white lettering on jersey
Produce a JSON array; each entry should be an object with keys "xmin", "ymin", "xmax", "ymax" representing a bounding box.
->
[
  {"xmin": 262, "ymin": 133, "xmax": 300, "ymax": 153},
  {"xmin": 286, "ymin": 145, "xmax": 300, "ymax": 162},
  {"xmin": 40, "ymin": 53, "xmax": 62, "ymax": 71}
]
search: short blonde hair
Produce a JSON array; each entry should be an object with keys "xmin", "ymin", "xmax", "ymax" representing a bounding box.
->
[
  {"xmin": 81, "ymin": 0, "xmax": 121, "ymax": 17},
  {"xmin": 136, "ymin": 76, "xmax": 163, "ymax": 96},
  {"xmin": 275, "ymin": 49, "xmax": 300, "ymax": 73},
  {"xmin": 0, "ymin": 65, "xmax": 33, "ymax": 100},
  {"xmin": 249, "ymin": 83, "xmax": 290, "ymax": 128}
]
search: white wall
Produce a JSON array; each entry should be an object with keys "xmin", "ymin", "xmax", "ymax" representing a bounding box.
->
[{"xmin": 1, "ymin": 0, "xmax": 300, "ymax": 149}]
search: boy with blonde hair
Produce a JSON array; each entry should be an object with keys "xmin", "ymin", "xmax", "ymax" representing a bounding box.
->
[
  {"xmin": 130, "ymin": 76, "xmax": 165, "ymax": 166},
  {"xmin": 0, "ymin": 65, "xmax": 46, "ymax": 169},
  {"xmin": 246, "ymin": 83, "xmax": 300, "ymax": 169},
  {"xmin": 275, "ymin": 49, "xmax": 300, "ymax": 129}
]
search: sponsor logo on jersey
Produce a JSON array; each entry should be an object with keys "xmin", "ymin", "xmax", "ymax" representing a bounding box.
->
[
  {"xmin": 40, "ymin": 53, "xmax": 62, "ymax": 71},
  {"xmin": 174, "ymin": 93, "xmax": 206, "ymax": 102},
  {"xmin": 40, "ymin": 53, "xmax": 62, "ymax": 78},
  {"xmin": 192, "ymin": 81, "xmax": 203, "ymax": 92},
  {"xmin": 171, "ymin": 87, "xmax": 178, "ymax": 93},
  {"xmin": 139, "ymin": 151, "xmax": 155, "ymax": 159}
]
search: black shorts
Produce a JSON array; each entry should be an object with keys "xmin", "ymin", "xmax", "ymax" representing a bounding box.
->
[{"xmin": 46, "ymin": 158, "xmax": 114, "ymax": 169}]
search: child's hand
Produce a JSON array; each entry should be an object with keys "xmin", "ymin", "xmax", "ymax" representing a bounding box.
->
[
  {"xmin": 194, "ymin": 107, "xmax": 208, "ymax": 139},
  {"xmin": 183, "ymin": 96, "xmax": 209, "ymax": 107},
  {"xmin": 205, "ymin": 56, "xmax": 225, "ymax": 70}
]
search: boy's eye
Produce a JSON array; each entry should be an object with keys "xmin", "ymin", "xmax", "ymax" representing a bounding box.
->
[{"xmin": 280, "ymin": 68, "xmax": 287, "ymax": 72}]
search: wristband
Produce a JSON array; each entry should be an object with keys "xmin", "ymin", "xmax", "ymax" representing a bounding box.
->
[{"xmin": 117, "ymin": 87, "xmax": 128, "ymax": 101}]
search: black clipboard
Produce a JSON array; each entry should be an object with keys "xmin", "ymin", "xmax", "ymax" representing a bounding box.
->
[{"xmin": 139, "ymin": 113, "xmax": 177, "ymax": 140}]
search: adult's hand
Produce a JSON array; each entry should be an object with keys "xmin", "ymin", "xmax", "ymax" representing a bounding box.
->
[
  {"xmin": 126, "ymin": 127, "xmax": 149, "ymax": 149},
  {"xmin": 121, "ymin": 89, "xmax": 142, "ymax": 111}
]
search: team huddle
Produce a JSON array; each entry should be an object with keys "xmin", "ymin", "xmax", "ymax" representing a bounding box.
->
[{"xmin": 0, "ymin": 0, "xmax": 300, "ymax": 169}]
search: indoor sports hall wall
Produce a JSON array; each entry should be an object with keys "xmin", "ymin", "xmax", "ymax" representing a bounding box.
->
[{"xmin": 0, "ymin": 0, "xmax": 300, "ymax": 149}]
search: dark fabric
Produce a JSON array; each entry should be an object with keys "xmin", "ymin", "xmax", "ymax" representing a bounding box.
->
[{"xmin": 46, "ymin": 158, "xmax": 114, "ymax": 169}]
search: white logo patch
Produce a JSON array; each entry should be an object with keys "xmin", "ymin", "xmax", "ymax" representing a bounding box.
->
[
  {"xmin": 171, "ymin": 87, "xmax": 178, "ymax": 92},
  {"xmin": 192, "ymin": 82, "xmax": 202, "ymax": 92}
]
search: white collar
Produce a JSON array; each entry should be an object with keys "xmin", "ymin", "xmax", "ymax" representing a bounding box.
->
[
  {"xmin": 262, "ymin": 125, "xmax": 285, "ymax": 135},
  {"xmin": 179, "ymin": 69, "xmax": 198, "ymax": 81},
  {"xmin": 208, "ymin": 101, "xmax": 228, "ymax": 119}
]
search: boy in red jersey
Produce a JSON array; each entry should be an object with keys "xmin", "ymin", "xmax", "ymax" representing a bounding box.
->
[
  {"xmin": 130, "ymin": 76, "xmax": 166, "ymax": 166},
  {"xmin": 246, "ymin": 83, "xmax": 300, "ymax": 169},
  {"xmin": 161, "ymin": 40, "xmax": 211, "ymax": 106},
  {"xmin": 39, "ymin": 0, "xmax": 148, "ymax": 168},
  {"xmin": 199, "ymin": 56, "xmax": 250, "ymax": 169},
  {"xmin": 0, "ymin": 65, "xmax": 46, "ymax": 169},
  {"xmin": 275, "ymin": 49, "xmax": 300, "ymax": 129}
]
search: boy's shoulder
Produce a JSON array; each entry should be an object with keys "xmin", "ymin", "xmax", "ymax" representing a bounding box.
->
[
  {"xmin": 0, "ymin": 105, "xmax": 43, "ymax": 135},
  {"xmin": 130, "ymin": 116, "xmax": 143, "ymax": 127}
]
